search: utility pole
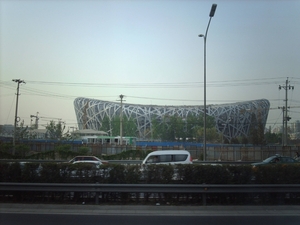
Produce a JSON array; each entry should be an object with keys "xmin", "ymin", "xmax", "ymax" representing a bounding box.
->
[
  {"xmin": 279, "ymin": 77, "xmax": 294, "ymax": 146},
  {"xmin": 118, "ymin": 94, "xmax": 125, "ymax": 145},
  {"xmin": 278, "ymin": 106, "xmax": 286, "ymax": 146},
  {"xmin": 12, "ymin": 79, "xmax": 25, "ymax": 155}
]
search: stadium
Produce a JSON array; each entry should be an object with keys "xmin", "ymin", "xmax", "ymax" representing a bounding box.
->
[{"xmin": 74, "ymin": 97, "xmax": 270, "ymax": 142}]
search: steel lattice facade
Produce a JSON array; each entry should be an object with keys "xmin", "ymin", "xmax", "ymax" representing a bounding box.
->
[{"xmin": 74, "ymin": 97, "xmax": 270, "ymax": 141}]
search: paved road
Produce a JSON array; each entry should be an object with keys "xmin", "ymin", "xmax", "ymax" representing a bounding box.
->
[
  {"xmin": 1, "ymin": 203, "xmax": 300, "ymax": 216},
  {"xmin": 1, "ymin": 213, "xmax": 300, "ymax": 225},
  {"xmin": 1, "ymin": 204, "xmax": 300, "ymax": 225}
]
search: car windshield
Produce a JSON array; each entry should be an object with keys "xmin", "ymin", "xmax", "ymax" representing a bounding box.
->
[{"xmin": 262, "ymin": 156, "xmax": 277, "ymax": 163}]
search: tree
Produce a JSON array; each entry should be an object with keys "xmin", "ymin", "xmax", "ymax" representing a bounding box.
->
[
  {"xmin": 169, "ymin": 115, "xmax": 185, "ymax": 141},
  {"xmin": 257, "ymin": 121, "xmax": 266, "ymax": 145},
  {"xmin": 150, "ymin": 114, "xmax": 219, "ymax": 142},
  {"xmin": 230, "ymin": 137, "xmax": 240, "ymax": 144},
  {"xmin": 186, "ymin": 114, "xmax": 202, "ymax": 141},
  {"xmin": 196, "ymin": 127, "xmax": 222, "ymax": 143},
  {"xmin": 15, "ymin": 121, "xmax": 29, "ymax": 141},
  {"xmin": 110, "ymin": 116, "xmax": 137, "ymax": 137},
  {"xmin": 194, "ymin": 114, "xmax": 218, "ymax": 143},
  {"xmin": 101, "ymin": 116, "xmax": 112, "ymax": 135},
  {"xmin": 241, "ymin": 136, "xmax": 249, "ymax": 145},
  {"xmin": 151, "ymin": 116, "xmax": 161, "ymax": 140},
  {"xmin": 160, "ymin": 116, "xmax": 172, "ymax": 141},
  {"xmin": 123, "ymin": 117, "xmax": 137, "ymax": 137},
  {"xmin": 265, "ymin": 131, "xmax": 281, "ymax": 145},
  {"xmin": 45, "ymin": 121, "xmax": 69, "ymax": 140},
  {"xmin": 248, "ymin": 113, "xmax": 266, "ymax": 145}
]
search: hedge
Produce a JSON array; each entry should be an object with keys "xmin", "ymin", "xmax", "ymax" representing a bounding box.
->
[{"xmin": 1, "ymin": 162, "xmax": 300, "ymax": 184}]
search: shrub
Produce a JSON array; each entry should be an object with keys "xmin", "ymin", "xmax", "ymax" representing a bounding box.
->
[
  {"xmin": 77, "ymin": 147, "xmax": 90, "ymax": 155},
  {"xmin": 226, "ymin": 165, "xmax": 253, "ymax": 184},
  {"xmin": 22, "ymin": 162, "xmax": 42, "ymax": 182},
  {"xmin": 39, "ymin": 163, "xmax": 62, "ymax": 183},
  {"xmin": 176, "ymin": 164, "xmax": 195, "ymax": 184},
  {"xmin": 0, "ymin": 162, "xmax": 11, "ymax": 182},
  {"xmin": 1, "ymin": 161, "xmax": 300, "ymax": 185},
  {"xmin": 143, "ymin": 164, "xmax": 174, "ymax": 184},
  {"xmin": 8, "ymin": 162, "xmax": 22, "ymax": 182},
  {"xmin": 107, "ymin": 164, "xmax": 127, "ymax": 183},
  {"xmin": 253, "ymin": 164, "xmax": 300, "ymax": 184},
  {"xmin": 15, "ymin": 144, "xmax": 30, "ymax": 158}
]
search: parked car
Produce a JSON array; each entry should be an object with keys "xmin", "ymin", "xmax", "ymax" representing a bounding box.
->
[
  {"xmin": 64, "ymin": 156, "xmax": 108, "ymax": 178},
  {"xmin": 140, "ymin": 150, "xmax": 192, "ymax": 181},
  {"xmin": 142, "ymin": 150, "xmax": 193, "ymax": 166},
  {"xmin": 68, "ymin": 156, "xmax": 108, "ymax": 165},
  {"xmin": 251, "ymin": 155, "xmax": 300, "ymax": 167}
]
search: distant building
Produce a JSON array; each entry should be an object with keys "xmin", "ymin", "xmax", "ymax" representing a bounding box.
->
[
  {"xmin": 0, "ymin": 124, "xmax": 14, "ymax": 137},
  {"xmin": 291, "ymin": 120, "xmax": 300, "ymax": 133},
  {"xmin": 72, "ymin": 129, "xmax": 108, "ymax": 137},
  {"xmin": 273, "ymin": 126, "xmax": 282, "ymax": 134},
  {"xmin": 28, "ymin": 129, "xmax": 48, "ymax": 139}
]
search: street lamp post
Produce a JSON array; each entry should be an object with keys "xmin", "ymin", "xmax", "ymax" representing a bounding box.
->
[{"xmin": 198, "ymin": 4, "xmax": 217, "ymax": 161}]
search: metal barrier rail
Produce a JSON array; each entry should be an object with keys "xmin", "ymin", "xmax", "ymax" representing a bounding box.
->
[
  {"xmin": 109, "ymin": 160, "xmax": 256, "ymax": 165},
  {"xmin": 1, "ymin": 183, "xmax": 300, "ymax": 205},
  {"xmin": 0, "ymin": 159, "xmax": 255, "ymax": 165}
]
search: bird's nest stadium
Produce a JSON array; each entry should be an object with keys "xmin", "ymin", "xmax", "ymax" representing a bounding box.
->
[{"xmin": 74, "ymin": 97, "xmax": 270, "ymax": 142}]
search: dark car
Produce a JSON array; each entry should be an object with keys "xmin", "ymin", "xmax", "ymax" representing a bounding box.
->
[{"xmin": 251, "ymin": 155, "xmax": 299, "ymax": 167}]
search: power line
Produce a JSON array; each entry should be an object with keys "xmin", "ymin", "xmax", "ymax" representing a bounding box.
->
[
  {"xmin": 19, "ymin": 77, "xmax": 291, "ymax": 88},
  {"xmin": 2, "ymin": 80, "xmax": 286, "ymax": 103},
  {"xmin": 1, "ymin": 77, "xmax": 297, "ymax": 102}
]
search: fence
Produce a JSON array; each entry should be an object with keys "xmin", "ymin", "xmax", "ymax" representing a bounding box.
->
[
  {"xmin": 188, "ymin": 146, "xmax": 300, "ymax": 161},
  {"xmin": 9, "ymin": 141, "xmax": 300, "ymax": 161}
]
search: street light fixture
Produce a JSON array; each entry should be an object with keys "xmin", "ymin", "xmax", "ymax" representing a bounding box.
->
[{"xmin": 199, "ymin": 4, "xmax": 217, "ymax": 161}]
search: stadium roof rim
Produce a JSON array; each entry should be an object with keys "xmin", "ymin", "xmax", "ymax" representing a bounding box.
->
[{"xmin": 75, "ymin": 97, "xmax": 270, "ymax": 108}]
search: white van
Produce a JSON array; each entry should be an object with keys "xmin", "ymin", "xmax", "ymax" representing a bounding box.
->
[{"xmin": 142, "ymin": 150, "xmax": 192, "ymax": 165}]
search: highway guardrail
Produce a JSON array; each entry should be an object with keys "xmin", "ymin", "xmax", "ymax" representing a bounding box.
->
[{"xmin": 1, "ymin": 182, "xmax": 299, "ymax": 205}]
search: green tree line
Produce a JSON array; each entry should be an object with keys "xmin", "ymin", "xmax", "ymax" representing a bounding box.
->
[{"xmin": 4, "ymin": 115, "xmax": 285, "ymax": 146}]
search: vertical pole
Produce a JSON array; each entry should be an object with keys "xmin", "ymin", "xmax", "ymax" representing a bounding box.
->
[
  {"xmin": 202, "ymin": 193, "xmax": 207, "ymax": 206},
  {"xmin": 13, "ymin": 83, "xmax": 20, "ymax": 155},
  {"xmin": 12, "ymin": 79, "xmax": 25, "ymax": 155},
  {"xmin": 203, "ymin": 16, "xmax": 213, "ymax": 161},
  {"xmin": 199, "ymin": 4, "xmax": 217, "ymax": 161},
  {"xmin": 95, "ymin": 192, "xmax": 99, "ymax": 205},
  {"xmin": 285, "ymin": 79, "xmax": 288, "ymax": 146},
  {"xmin": 119, "ymin": 94, "xmax": 124, "ymax": 145},
  {"xmin": 278, "ymin": 77, "xmax": 294, "ymax": 147},
  {"xmin": 282, "ymin": 107, "xmax": 285, "ymax": 146},
  {"xmin": 203, "ymin": 34, "xmax": 207, "ymax": 161},
  {"xmin": 35, "ymin": 112, "xmax": 39, "ymax": 129}
]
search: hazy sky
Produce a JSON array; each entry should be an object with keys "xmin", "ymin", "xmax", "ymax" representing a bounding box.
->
[{"xmin": 1, "ymin": 0, "xmax": 299, "ymax": 131}]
